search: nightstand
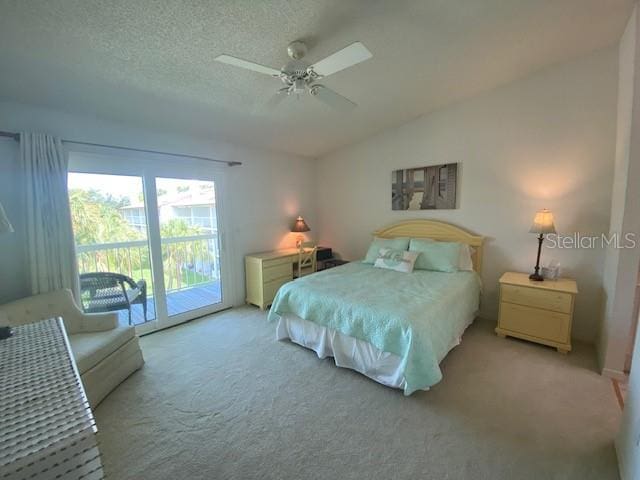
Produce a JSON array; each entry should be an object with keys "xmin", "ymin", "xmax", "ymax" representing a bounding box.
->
[{"xmin": 496, "ymin": 272, "xmax": 578, "ymax": 353}]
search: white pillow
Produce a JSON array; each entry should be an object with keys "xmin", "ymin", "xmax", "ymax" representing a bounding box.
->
[
  {"xmin": 458, "ymin": 244, "xmax": 475, "ymax": 271},
  {"xmin": 373, "ymin": 248, "xmax": 419, "ymax": 273}
]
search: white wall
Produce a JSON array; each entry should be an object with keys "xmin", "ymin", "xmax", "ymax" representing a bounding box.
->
[
  {"xmin": 0, "ymin": 100, "xmax": 316, "ymax": 307},
  {"xmin": 600, "ymin": 5, "xmax": 640, "ymax": 380},
  {"xmin": 315, "ymin": 48, "xmax": 618, "ymax": 343},
  {"xmin": 614, "ymin": 6, "xmax": 640, "ymax": 480}
]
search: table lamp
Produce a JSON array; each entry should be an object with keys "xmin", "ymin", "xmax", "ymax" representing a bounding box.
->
[
  {"xmin": 529, "ymin": 208, "xmax": 555, "ymax": 281},
  {"xmin": 0, "ymin": 202, "xmax": 13, "ymax": 234},
  {"xmin": 291, "ymin": 215, "xmax": 310, "ymax": 249}
]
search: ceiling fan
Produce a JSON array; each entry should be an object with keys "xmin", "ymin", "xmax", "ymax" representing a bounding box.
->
[{"xmin": 214, "ymin": 41, "xmax": 372, "ymax": 112}]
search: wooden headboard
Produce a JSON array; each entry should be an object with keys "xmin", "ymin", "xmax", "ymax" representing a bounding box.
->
[{"xmin": 372, "ymin": 220, "xmax": 485, "ymax": 273}]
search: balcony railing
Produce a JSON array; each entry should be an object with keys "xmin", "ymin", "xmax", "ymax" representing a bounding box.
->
[{"xmin": 76, "ymin": 235, "xmax": 219, "ymax": 295}]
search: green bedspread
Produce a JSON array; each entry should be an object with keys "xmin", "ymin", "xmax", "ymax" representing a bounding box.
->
[{"xmin": 267, "ymin": 262, "xmax": 481, "ymax": 395}]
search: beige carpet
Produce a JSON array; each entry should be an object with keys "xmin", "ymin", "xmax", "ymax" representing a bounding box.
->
[{"xmin": 95, "ymin": 307, "xmax": 621, "ymax": 479}]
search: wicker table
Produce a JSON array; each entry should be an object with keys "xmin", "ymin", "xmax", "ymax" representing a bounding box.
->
[{"xmin": 0, "ymin": 318, "xmax": 104, "ymax": 479}]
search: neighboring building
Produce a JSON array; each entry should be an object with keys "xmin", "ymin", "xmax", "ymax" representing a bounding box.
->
[
  {"xmin": 119, "ymin": 187, "xmax": 217, "ymax": 234},
  {"xmin": 120, "ymin": 206, "xmax": 146, "ymax": 231}
]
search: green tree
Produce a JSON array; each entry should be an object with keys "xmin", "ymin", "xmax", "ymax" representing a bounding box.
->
[
  {"xmin": 160, "ymin": 219, "xmax": 204, "ymax": 290},
  {"xmin": 69, "ymin": 189, "xmax": 142, "ymax": 245},
  {"xmin": 70, "ymin": 190, "xmax": 211, "ymax": 293},
  {"xmin": 85, "ymin": 189, "xmax": 130, "ymax": 209},
  {"xmin": 70, "ymin": 189, "xmax": 146, "ymax": 279}
]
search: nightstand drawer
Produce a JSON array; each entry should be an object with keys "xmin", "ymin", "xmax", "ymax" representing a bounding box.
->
[
  {"xmin": 499, "ymin": 302, "xmax": 570, "ymax": 343},
  {"xmin": 501, "ymin": 284, "xmax": 572, "ymax": 313},
  {"xmin": 263, "ymin": 262, "xmax": 292, "ymax": 282}
]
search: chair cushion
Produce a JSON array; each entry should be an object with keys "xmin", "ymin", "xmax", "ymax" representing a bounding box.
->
[{"xmin": 69, "ymin": 326, "xmax": 135, "ymax": 374}]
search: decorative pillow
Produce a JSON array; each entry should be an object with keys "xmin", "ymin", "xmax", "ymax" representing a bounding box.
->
[
  {"xmin": 363, "ymin": 237, "xmax": 410, "ymax": 264},
  {"xmin": 409, "ymin": 238, "xmax": 461, "ymax": 272},
  {"xmin": 373, "ymin": 248, "xmax": 419, "ymax": 273},
  {"xmin": 458, "ymin": 244, "xmax": 475, "ymax": 271}
]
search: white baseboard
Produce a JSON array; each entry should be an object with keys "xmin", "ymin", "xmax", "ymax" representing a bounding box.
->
[
  {"xmin": 602, "ymin": 367, "xmax": 628, "ymax": 381},
  {"xmin": 615, "ymin": 438, "xmax": 630, "ymax": 480}
]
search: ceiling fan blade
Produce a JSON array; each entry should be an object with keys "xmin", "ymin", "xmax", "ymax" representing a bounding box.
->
[
  {"xmin": 310, "ymin": 85, "xmax": 356, "ymax": 111},
  {"xmin": 265, "ymin": 89, "xmax": 289, "ymax": 110},
  {"xmin": 214, "ymin": 54, "xmax": 280, "ymax": 77},
  {"xmin": 309, "ymin": 42, "xmax": 372, "ymax": 77}
]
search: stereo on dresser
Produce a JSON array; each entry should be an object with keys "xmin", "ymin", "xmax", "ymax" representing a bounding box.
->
[{"xmin": 316, "ymin": 246, "xmax": 332, "ymax": 261}]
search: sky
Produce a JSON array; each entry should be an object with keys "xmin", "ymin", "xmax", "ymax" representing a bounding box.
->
[
  {"xmin": 68, "ymin": 172, "xmax": 142, "ymax": 201},
  {"xmin": 67, "ymin": 173, "xmax": 214, "ymax": 203}
]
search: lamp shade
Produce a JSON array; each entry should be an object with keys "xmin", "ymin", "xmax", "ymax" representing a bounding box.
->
[
  {"xmin": 291, "ymin": 215, "xmax": 310, "ymax": 233},
  {"xmin": 529, "ymin": 209, "xmax": 556, "ymax": 235},
  {"xmin": 0, "ymin": 202, "xmax": 13, "ymax": 234}
]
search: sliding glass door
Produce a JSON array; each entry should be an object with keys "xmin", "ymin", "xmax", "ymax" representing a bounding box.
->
[
  {"xmin": 155, "ymin": 177, "xmax": 223, "ymax": 318},
  {"xmin": 68, "ymin": 151, "xmax": 230, "ymax": 333},
  {"xmin": 70, "ymin": 172, "xmax": 158, "ymax": 325}
]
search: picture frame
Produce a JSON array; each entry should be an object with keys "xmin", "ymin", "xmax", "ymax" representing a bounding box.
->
[{"xmin": 391, "ymin": 163, "xmax": 458, "ymax": 210}]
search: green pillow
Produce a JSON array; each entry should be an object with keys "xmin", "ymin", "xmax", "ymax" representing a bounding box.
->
[
  {"xmin": 363, "ymin": 237, "xmax": 410, "ymax": 264},
  {"xmin": 409, "ymin": 239, "xmax": 460, "ymax": 272}
]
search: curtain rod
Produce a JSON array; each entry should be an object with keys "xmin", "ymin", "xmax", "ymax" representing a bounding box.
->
[{"xmin": 0, "ymin": 130, "xmax": 242, "ymax": 166}]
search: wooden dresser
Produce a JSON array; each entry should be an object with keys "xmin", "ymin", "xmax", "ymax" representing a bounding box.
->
[
  {"xmin": 245, "ymin": 249, "xmax": 299, "ymax": 310},
  {"xmin": 496, "ymin": 272, "xmax": 578, "ymax": 353}
]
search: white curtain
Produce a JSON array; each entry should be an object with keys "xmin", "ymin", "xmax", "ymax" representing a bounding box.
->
[{"xmin": 21, "ymin": 132, "xmax": 79, "ymax": 298}]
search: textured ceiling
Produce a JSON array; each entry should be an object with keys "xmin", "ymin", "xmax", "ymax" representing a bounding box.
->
[{"xmin": 0, "ymin": 0, "xmax": 634, "ymax": 158}]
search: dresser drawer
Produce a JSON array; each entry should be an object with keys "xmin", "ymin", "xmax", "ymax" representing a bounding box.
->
[
  {"xmin": 499, "ymin": 302, "xmax": 570, "ymax": 343},
  {"xmin": 501, "ymin": 284, "xmax": 572, "ymax": 313},
  {"xmin": 263, "ymin": 255, "xmax": 296, "ymax": 268},
  {"xmin": 263, "ymin": 277, "xmax": 290, "ymax": 305},
  {"xmin": 263, "ymin": 262, "xmax": 292, "ymax": 282}
]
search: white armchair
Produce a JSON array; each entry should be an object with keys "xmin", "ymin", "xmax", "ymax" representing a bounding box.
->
[
  {"xmin": 0, "ymin": 289, "xmax": 144, "ymax": 407},
  {"xmin": 0, "ymin": 289, "xmax": 117, "ymax": 332}
]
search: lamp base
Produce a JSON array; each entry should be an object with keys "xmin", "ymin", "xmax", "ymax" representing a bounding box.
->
[{"xmin": 530, "ymin": 234, "xmax": 545, "ymax": 282}]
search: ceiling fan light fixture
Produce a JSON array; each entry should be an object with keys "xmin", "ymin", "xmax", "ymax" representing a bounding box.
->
[{"xmin": 293, "ymin": 78, "xmax": 306, "ymax": 94}]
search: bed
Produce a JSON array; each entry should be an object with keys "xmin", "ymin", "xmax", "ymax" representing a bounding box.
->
[{"xmin": 267, "ymin": 220, "xmax": 484, "ymax": 395}]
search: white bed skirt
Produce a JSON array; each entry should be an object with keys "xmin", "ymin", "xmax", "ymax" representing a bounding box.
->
[
  {"xmin": 276, "ymin": 314, "xmax": 409, "ymax": 390},
  {"xmin": 276, "ymin": 313, "xmax": 475, "ymax": 392}
]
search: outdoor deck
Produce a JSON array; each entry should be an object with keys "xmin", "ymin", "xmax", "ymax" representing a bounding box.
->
[{"xmin": 117, "ymin": 281, "xmax": 222, "ymax": 326}]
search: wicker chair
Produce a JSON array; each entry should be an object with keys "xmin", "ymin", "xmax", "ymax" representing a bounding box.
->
[{"xmin": 79, "ymin": 272, "xmax": 147, "ymax": 325}]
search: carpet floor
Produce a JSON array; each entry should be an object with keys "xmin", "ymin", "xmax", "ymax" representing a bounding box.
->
[{"xmin": 94, "ymin": 307, "xmax": 621, "ymax": 480}]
